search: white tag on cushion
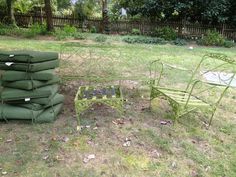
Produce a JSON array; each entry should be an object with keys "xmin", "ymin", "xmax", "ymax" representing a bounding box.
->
[
  {"xmin": 25, "ymin": 98, "xmax": 31, "ymax": 102},
  {"xmin": 9, "ymin": 54, "xmax": 14, "ymax": 58},
  {"xmin": 5, "ymin": 62, "xmax": 14, "ymax": 66}
]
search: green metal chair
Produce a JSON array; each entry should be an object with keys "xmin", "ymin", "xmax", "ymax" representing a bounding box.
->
[{"xmin": 150, "ymin": 53, "xmax": 236, "ymax": 126}]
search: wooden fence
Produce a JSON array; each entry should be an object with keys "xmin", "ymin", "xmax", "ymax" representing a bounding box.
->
[{"xmin": 0, "ymin": 13, "xmax": 236, "ymax": 40}]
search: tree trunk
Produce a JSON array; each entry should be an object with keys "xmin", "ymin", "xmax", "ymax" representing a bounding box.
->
[
  {"xmin": 102, "ymin": 0, "xmax": 108, "ymax": 19},
  {"xmin": 102, "ymin": 0, "xmax": 109, "ymax": 34},
  {"xmin": 44, "ymin": 0, "xmax": 54, "ymax": 31},
  {"xmin": 6, "ymin": 0, "xmax": 16, "ymax": 25}
]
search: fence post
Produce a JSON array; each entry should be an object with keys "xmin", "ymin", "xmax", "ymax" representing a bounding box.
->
[
  {"xmin": 221, "ymin": 23, "xmax": 225, "ymax": 37},
  {"xmin": 178, "ymin": 20, "xmax": 183, "ymax": 37}
]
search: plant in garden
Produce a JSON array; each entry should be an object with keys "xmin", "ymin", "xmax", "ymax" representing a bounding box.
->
[
  {"xmin": 223, "ymin": 40, "xmax": 235, "ymax": 48},
  {"xmin": 53, "ymin": 25, "xmax": 78, "ymax": 40},
  {"xmin": 122, "ymin": 35, "xmax": 167, "ymax": 45},
  {"xmin": 63, "ymin": 24, "xmax": 77, "ymax": 36},
  {"xmin": 94, "ymin": 35, "xmax": 107, "ymax": 43},
  {"xmin": 153, "ymin": 27, "xmax": 177, "ymax": 40},
  {"xmin": 24, "ymin": 23, "xmax": 47, "ymax": 38},
  {"xmin": 0, "ymin": 23, "xmax": 27, "ymax": 37},
  {"xmin": 197, "ymin": 30, "xmax": 234, "ymax": 48},
  {"xmin": 173, "ymin": 38, "xmax": 187, "ymax": 46},
  {"xmin": 90, "ymin": 26, "xmax": 97, "ymax": 33},
  {"xmin": 131, "ymin": 28, "xmax": 141, "ymax": 35},
  {"xmin": 73, "ymin": 32, "xmax": 86, "ymax": 40}
]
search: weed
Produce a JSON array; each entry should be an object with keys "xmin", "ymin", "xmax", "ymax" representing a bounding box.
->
[
  {"xmin": 153, "ymin": 27, "xmax": 177, "ymax": 40},
  {"xmin": 122, "ymin": 35, "xmax": 167, "ymax": 45},
  {"xmin": 198, "ymin": 30, "xmax": 224, "ymax": 46},
  {"xmin": 90, "ymin": 26, "xmax": 97, "ymax": 33},
  {"xmin": 138, "ymin": 129, "xmax": 172, "ymax": 153},
  {"xmin": 94, "ymin": 35, "xmax": 107, "ymax": 43},
  {"xmin": 131, "ymin": 28, "xmax": 141, "ymax": 35},
  {"xmin": 53, "ymin": 25, "xmax": 78, "ymax": 40}
]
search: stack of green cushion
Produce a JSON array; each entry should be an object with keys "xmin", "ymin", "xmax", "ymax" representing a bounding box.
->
[{"xmin": 0, "ymin": 50, "xmax": 64, "ymax": 123}]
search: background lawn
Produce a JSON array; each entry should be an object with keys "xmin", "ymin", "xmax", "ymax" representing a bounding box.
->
[{"xmin": 0, "ymin": 35, "xmax": 236, "ymax": 177}]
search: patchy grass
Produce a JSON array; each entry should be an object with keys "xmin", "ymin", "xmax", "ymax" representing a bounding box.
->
[{"xmin": 0, "ymin": 35, "xmax": 236, "ymax": 177}]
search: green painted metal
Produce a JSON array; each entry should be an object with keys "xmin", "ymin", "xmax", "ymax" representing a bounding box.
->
[
  {"xmin": 60, "ymin": 43, "xmax": 126, "ymax": 131},
  {"xmin": 150, "ymin": 53, "xmax": 236, "ymax": 126},
  {"xmin": 74, "ymin": 85, "xmax": 124, "ymax": 131}
]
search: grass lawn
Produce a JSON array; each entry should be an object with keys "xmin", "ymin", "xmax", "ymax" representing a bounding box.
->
[{"xmin": 0, "ymin": 35, "xmax": 236, "ymax": 177}]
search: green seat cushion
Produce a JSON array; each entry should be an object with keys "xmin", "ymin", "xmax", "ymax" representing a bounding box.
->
[
  {"xmin": 0, "ymin": 69, "xmax": 55, "ymax": 81},
  {"xmin": 0, "ymin": 84, "xmax": 59, "ymax": 101},
  {"xmin": 0, "ymin": 104, "xmax": 43, "ymax": 120},
  {"xmin": 0, "ymin": 59, "xmax": 59, "ymax": 72},
  {"xmin": 35, "ymin": 103, "xmax": 63, "ymax": 123},
  {"xmin": 0, "ymin": 103, "xmax": 63, "ymax": 122},
  {"xmin": 2, "ymin": 75, "xmax": 60, "ymax": 90},
  {"xmin": 29, "ymin": 87, "xmax": 60, "ymax": 105},
  {"xmin": 16, "ymin": 93, "xmax": 64, "ymax": 110},
  {"xmin": 0, "ymin": 50, "xmax": 58, "ymax": 63}
]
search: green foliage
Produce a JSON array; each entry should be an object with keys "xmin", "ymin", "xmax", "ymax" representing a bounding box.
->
[
  {"xmin": 73, "ymin": 32, "xmax": 86, "ymax": 40},
  {"xmin": 14, "ymin": 0, "xmax": 34, "ymax": 14},
  {"xmin": 63, "ymin": 24, "xmax": 77, "ymax": 35},
  {"xmin": 53, "ymin": 25, "xmax": 78, "ymax": 40},
  {"xmin": 75, "ymin": 0, "xmax": 97, "ymax": 19},
  {"xmin": 173, "ymin": 38, "xmax": 187, "ymax": 46},
  {"xmin": 0, "ymin": 23, "xmax": 25, "ymax": 37},
  {"xmin": 90, "ymin": 26, "xmax": 97, "ymax": 33},
  {"xmin": 57, "ymin": 0, "xmax": 71, "ymax": 10},
  {"xmin": 53, "ymin": 29, "xmax": 67, "ymax": 40},
  {"xmin": 94, "ymin": 35, "xmax": 107, "ymax": 43},
  {"xmin": 0, "ymin": 23, "xmax": 8, "ymax": 35},
  {"xmin": 131, "ymin": 28, "xmax": 141, "ymax": 35},
  {"xmin": 0, "ymin": 23, "xmax": 47, "ymax": 39},
  {"xmin": 223, "ymin": 40, "xmax": 235, "ymax": 48},
  {"xmin": 122, "ymin": 35, "xmax": 167, "ymax": 45},
  {"xmin": 197, "ymin": 30, "xmax": 227, "ymax": 47},
  {"xmin": 153, "ymin": 27, "xmax": 177, "ymax": 40},
  {"xmin": 24, "ymin": 23, "xmax": 47, "ymax": 38},
  {"xmin": 197, "ymin": 30, "xmax": 235, "ymax": 48},
  {"xmin": 112, "ymin": 0, "xmax": 236, "ymax": 26}
]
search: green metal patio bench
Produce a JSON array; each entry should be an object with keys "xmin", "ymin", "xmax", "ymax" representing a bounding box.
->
[
  {"xmin": 149, "ymin": 53, "xmax": 236, "ymax": 126},
  {"xmin": 60, "ymin": 43, "xmax": 125, "ymax": 131}
]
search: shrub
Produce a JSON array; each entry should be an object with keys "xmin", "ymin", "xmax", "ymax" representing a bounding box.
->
[
  {"xmin": 54, "ymin": 29, "xmax": 67, "ymax": 40},
  {"xmin": 122, "ymin": 36, "xmax": 167, "ymax": 45},
  {"xmin": 197, "ymin": 30, "xmax": 225, "ymax": 46},
  {"xmin": 173, "ymin": 38, "xmax": 187, "ymax": 46},
  {"xmin": 53, "ymin": 25, "xmax": 78, "ymax": 40},
  {"xmin": 0, "ymin": 24, "xmax": 24, "ymax": 36},
  {"xmin": 0, "ymin": 25, "xmax": 8, "ymax": 35},
  {"xmin": 131, "ymin": 28, "xmax": 141, "ymax": 35},
  {"xmin": 94, "ymin": 35, "xmax": 107, "ymax": 43},
  {"xmin": 24, "ymin": 23, "xmax": 47, "ymax": 38},
  {"xmin": 63, "ymin": 25, "xmax": 77, "ymax": 36},
  {"xmin": 223, "ymin": 40, "xmax": 235, "ymax": 48},
  {"xmin": 153, "ymin": 27, "xmax": 177, "ymax": 40},
  {"xmin": 73, "ymin": 32, "xmax": 86, "ymax": 40},
  {"xmin": 90, "ymin": 26, "xmax": 97, "ymax": 33}
]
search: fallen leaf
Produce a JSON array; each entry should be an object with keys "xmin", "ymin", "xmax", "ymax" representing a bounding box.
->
[
  {"xmin": 62, "ymin": 137, "xmax": 69, "ymax": 142},
  {"xmin": 2, "ymin": 171, "xmax": 7, "ymax": 175},
  {"xmin": 83, "ymin": 154, "xmax": 96, "ymax": 163},
  {"xmin": 5, "ymin": 139, "xmax": 12, "ymax": 143},
  {"xmin": 87, "ymin": 154, "xmax": 95, "ymax": 159},
  {"xmin": 43, "ymin": 155, "xmax": 49, "ymax": 160},
  {"xmin": 83, "ymin": 158, "xmax": 89, "ymax": 163},
  {"xmin": 123, "ymin": 141, "xmax": 131, "ymax": 147},
  {"xmin": 160, "ymin": 120, "xmax": 171, "ymax": 125}
]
